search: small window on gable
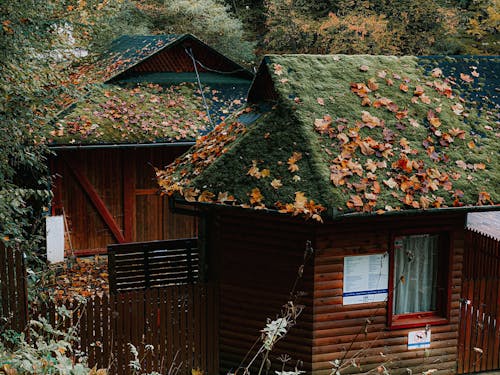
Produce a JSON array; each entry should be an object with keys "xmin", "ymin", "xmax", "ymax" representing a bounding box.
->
[{"xmin": 389, "ymin": 233, "xmax": 449, "ymax": 329}]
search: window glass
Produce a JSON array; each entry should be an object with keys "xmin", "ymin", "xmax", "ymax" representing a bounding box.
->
[{"xmin": 393, "ymin": 234, "xmax": 439, "ymax": 315}]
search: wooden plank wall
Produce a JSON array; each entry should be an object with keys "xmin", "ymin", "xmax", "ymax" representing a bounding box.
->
[
  {"xmin": 457, "ymin": 230, "xmax": 500, "ymax": 373},
  {"xmin": 51, "ymin": 146, "xmax": 197, "ymax": 255},
  {"xmin": 313, "ymin": 214, "xmax": 466, "ymax": 375},
  {"xmin": 0, "ymin": 243, "xmax": 29, "ymax": 333},
  {"xmin": 34, "ymin": 284, "xmax": 218, "ymax": 375},
  {"xmin": 212, "ymin": 211, "xmax": 316, "ymax": 374}
]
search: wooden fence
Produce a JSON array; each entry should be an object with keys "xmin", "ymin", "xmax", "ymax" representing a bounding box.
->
[
  {"xmin": 35, "ymin": 283, "xmax": 218, "ymax": 375},
  {"xmin": 108, "ymin": 238, "xmax": 199, "ymax": 293},
  {"xmin": 0, "ymin": 243, "xmax": 28, "ymax": 333},
  {"xmin": 457, "ymin": 229, "xmax": 500, "ymax": 374}
]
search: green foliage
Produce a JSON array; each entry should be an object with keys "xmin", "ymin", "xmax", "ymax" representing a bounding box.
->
[
  {"xmin": 133, "ymin": 0, "xmax": 256, "ymax": 64},
  {"xmin": 0, "ymin": 317, "xmax": 91, "ymax": 374},
  {"xmin": 0, "ymin": 0, "xmax": 148, "ymax": 251},
  {"xmin": 262, "ymin": 0, "xmax": 464, "ymax": 55},
  {"xmin": 461, "ymin": 0, "xmax": 500, "ymax": 54}
]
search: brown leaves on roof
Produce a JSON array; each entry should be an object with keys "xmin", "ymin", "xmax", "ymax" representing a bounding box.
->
[{"xmin": 313, "ymin": 65, "xmax": 494, "ymax": 214}]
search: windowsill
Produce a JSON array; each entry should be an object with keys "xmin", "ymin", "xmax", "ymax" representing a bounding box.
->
[{"xmin": 389, "ymin": 313, "xmax": 448, "ymax": 330}]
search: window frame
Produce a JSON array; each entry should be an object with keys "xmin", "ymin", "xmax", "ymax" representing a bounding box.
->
[{"xmin": 387, "ymin": 228, "xmax": 452, "ymax": 330}]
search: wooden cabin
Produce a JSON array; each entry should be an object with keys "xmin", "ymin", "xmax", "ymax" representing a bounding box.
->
[
  {"xmin": 156, "ymin": 55, "xmax": 500, "ymax": 374},
  {"xmin": 47, "ymin": 34, "xmax": 253, "ymax": 256}
]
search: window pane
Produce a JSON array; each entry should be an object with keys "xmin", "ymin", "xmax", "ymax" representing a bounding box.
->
[{"xmin": 393, "ymin": 234, "xmax": 439, "ymax": 315}]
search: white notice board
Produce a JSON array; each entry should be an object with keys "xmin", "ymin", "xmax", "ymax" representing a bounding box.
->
[
  {"xmin": 46, "ymin": 216, "xmax": 65, "ymax": 263},
  {"xmin": 343, "ymin": 253, "xmax": 388, "ymax": 305}
]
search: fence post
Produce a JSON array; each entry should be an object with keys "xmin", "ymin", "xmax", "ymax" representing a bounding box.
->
[{"xmin": 0, "ymin": 243, "xmax": 29, "ymax": 333}]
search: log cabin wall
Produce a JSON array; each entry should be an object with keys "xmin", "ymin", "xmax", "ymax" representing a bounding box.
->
[
  {"xmin": 50, "ymin": 146, "xmax": 198, "ymax": 255},
  {"xmin": 312, "ymin": 213, "xmax": 466, "ymax": 375},
  {"xmin": 209, "ymin": 211, "xmax": 317, "ymax": 373}
]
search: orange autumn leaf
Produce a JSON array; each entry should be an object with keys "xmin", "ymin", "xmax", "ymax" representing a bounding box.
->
[
  {"xmin": 184, "ymin": 188, "xmax": 200, "ymax": 202},
  {"xmin": 273, "ymin": 64, "xmax": 283, "ymax": 76},
  {"xmin": 271, "ymin": 179, "xmax": 282, "ymax": 189},
  {"xmin": 449, "ymin": 127, "xmax": 466, "ymax": 139},
  {"xmin": 460, "ymin": 73, "xmax": 474, "ymax": 83},
  {"xmin": 250, "ymin": 188, "xmax": 263, "ymax": 204},
  {"xmin": 361, "ymin": 111, "xmax": 382, "ymax": 128},
  {"xmin": 414, "ymin": 86, "xmax": 425, "ymax": 96},
  {"xmin": 477, "ymin": 191, "xmax": 493, "ymax": 205},
  {"xmin": 350, "ymin": 194, "xmax": 364, "ymax": 207},
  {"xmin": 367, "ymin": 78, "xmax": 379, "ymax": 91},
  {"xmin": 217, "ymin": 192, "xmax": 235, "ymax": 203},
  {"xmin": 288, "ymin": 152, "xmax": 302, "ymax": 172},
  {"xmin": 431, "ymin": 67, "xmax": 443, "ymax": 77},
  {"xmin": 399, "ymin": 83, "xmax": 409, "ymax": 92},
  {"xmin": 198, "ymin": 190, "xmax": 215, "ymax": 203},
  {"xmin": 294, "ymin": 191, "xmax": 308, "ymax": 210}
]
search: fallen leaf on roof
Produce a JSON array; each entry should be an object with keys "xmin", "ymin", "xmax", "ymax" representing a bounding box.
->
[
  {"xmin": 250, "ymin": 188, "xmax": 264, "ymax": 204},
  {"xmin": 271, "ymin": 179, "xmax": 282, "ymax": 189},
  {"xmin": 460, "ymin": 73, "xmax": 474, "ymax": 83}
]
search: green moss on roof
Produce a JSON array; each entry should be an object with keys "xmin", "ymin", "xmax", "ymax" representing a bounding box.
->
[
  {"xmin": 49, "ymin": 83, "xmax": 210, "ymax": 145},
  {"xmin": 157, "ymin": 55, "xmax": 499, "ymax": 221}
]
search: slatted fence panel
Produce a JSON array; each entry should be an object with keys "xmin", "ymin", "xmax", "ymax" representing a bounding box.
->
[
  {"xmin": 0, "ymin": 243, "xmax": 28, "ymax": 333},
  {"xmin": 33, "ymin": 283, "xmax": 218, "ymax": 375},
  {"xmin": 108, "ymin": 238, "xmax": 199, "ymax": 293},
  {"xmin": 457, "ymin": 230, "xmax": 500, "ymax": 374}
]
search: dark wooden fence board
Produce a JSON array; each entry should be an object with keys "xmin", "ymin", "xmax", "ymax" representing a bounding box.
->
[
  {"xmin": 458, "ymin": 230, "xmax": 500, "ymax": 374},
  {"xmin": 0, "ymin": 243, "xmax": 28, "ymax": 333}
]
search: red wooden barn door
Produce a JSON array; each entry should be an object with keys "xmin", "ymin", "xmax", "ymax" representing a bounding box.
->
[
  {"xmin": 51, "ymin": 147, "xmax": 198, "ymax": 256},
  {"xmin": 457, "ymin": 230, "xmax": 500, "ymax": 374}
]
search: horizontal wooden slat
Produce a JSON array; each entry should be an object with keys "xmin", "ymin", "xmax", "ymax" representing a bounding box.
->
[{"xmin": 108, "ymin": 238, "xmax": 199, "ymax": 293}]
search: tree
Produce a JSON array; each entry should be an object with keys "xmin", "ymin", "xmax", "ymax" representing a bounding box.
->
[
  {"xmin": 0, "ymin": 0, "xmax": 141, "ymax": 250},
  {"xmin": 135, "ymin": 0, "xmax": 256, "ymax": 64},
  {"xmin": 262, "ymin": 0, "xmax": 464, "ymax": 55}
]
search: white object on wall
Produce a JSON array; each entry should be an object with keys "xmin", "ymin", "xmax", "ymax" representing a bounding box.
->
[
  {"xmin": 408, "ymin": 330, "xmax": 431, "ymax": 350},
  {"xmin": 46, "ymin": 216, "xmax": 65, "ymax": 263},
  {"xmin": 343, "ymin": 253, "xmax": 389, "ymax": 305}
]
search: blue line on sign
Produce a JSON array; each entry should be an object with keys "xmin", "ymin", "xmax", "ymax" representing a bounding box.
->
[
  {"xmin": 343, "ymin": 289, "xmax": 388, "ymax": 297},
  {"xmin": 408, "ymin": 342, "xmax": 430, "ymax": 347}
]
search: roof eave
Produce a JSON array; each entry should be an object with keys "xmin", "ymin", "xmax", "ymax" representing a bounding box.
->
[{"xmin": 48, "ymin": 140, "xmax": 196, "ymax": 150}]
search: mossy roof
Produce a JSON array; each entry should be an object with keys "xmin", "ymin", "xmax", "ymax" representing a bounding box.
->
[
  {"xmin": 48, "ymin": 82, "xmax": 248, "ymax": 145},
  {"xmin": 157, "ymin": 55, "xmax": 499, "ymax": 221}
]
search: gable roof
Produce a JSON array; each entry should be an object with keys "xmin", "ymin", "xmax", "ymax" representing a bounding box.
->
[
  {"xmin": 157, "ymin": 55, "xmax": 499, "ymax": 221},
  {"xmin": 97, "ymin": 34, "xmax": 253, "ymax": 83},
  {"xmin": 48, "ymin": 34, "xmax": 253, "ymax": 146}
]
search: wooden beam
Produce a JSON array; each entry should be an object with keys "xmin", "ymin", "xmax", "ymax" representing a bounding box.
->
[
  {"xmin": 62, "ymin": 155, "xmax": 126, "ymax": 244},
  {"xmin": 122, "ymin": 150, "xmax": 136, "ymax": 242}
]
